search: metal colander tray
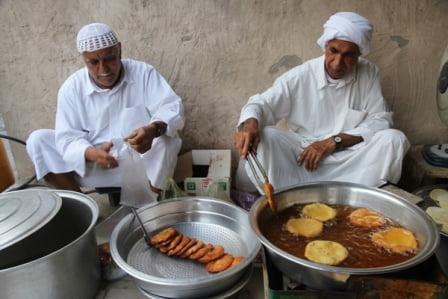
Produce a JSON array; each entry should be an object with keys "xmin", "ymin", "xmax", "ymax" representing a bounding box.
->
[
  {"xmin": 110, "ymin": 197, "xmax": 261, "ymax": 298},
  {"xmin": 127, "ymin": 221, "xmax": 247, "ymax": 280},
  {"xmin": 137, "ymin": 265, "xmax": 253, "ymax": 299}
]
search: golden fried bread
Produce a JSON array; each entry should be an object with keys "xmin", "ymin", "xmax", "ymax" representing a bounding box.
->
[
  {"xmin": 181, "ymin": 240, "xmax": 204, "ymax": 258},
  {"xmin": 152, "ymin": 227, "xmax": 245, "ymax": 274},
  {"xmin": 426, "ymin": 206, "xmax": 448, "ymax": 233},
  {"xmin": 176, "ymin": 238, "xmax": 196, "ymax": 256},
  {"xmin": 263, "ymin": 182, "xmax": 277, "ymax": 213},
  {"xmin": 429, "ymin": 188, "xmax": 448, "ymax": 201},
  {"xmin": 348, "ymin": 208, "xmax": 385, "ymax": 228},
  {"xmin": 158, "ymin": 245, "xmax": 170, "ymax": 253},
  {"xmin": 205, "ymin": 254, "xmax": 235, "ymax": 273},
  {"xmin": 302, "ymin": 203, "xmax": 336, "ymax": 222},
  {"xmin": 371, "ymin": 227, "xmax": 418, "ymax": 254},
  {"xmin": 168, "ymin": 235, "xmax": 191, "ymax": 256},
  {"xmin": 198, "ymin": 245, "xmax": 225, "ymax": 263},
  {"xmin": 304, "ymin": 240, "xmax": 348, "ymax": 265},
  {"xmin": 286, "ymin": 218, "xmax": 323, "ymax": 238},
  {"xmin": 429, "ymin": 189, "xmax": 448, "ymax": 209},
  {"xmin": 189, "ymin": 244, "xmax": 213, "ymax": 260},
  {"xmin": 166, "ymin": 234, "xmax": 183, "ymax": 250},
  {"xmin": 230, "ymin": 256, "xmax": 245, "ymax": 268},
  {"xmin": 150, "ymin": 227, "xmax": 178, "ymax": 245},
  {"xmin": 155, "ymin": 237, "xmax": 174, "ymax": 248}
]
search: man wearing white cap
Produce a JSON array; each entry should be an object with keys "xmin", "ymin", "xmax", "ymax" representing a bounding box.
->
[
  {"xmin": 234, "ymin": 12, "xmax": 409, "ymax": 192},
  {"xmin": 26, "ymin": 23, "xmax": 184, "ymax": 198}
]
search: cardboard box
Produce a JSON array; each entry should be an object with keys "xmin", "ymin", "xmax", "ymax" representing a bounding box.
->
[{"xmin": 173, "ymin": 149, "xmax": 231, "ymax": 197}]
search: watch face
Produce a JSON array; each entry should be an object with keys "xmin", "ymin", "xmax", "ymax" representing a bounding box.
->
[{"xmin": 334, "ymin": 136, "xmax": 342, "ymax": 143}]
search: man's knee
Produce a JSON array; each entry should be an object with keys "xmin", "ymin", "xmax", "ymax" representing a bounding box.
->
[
  {"xmin": 26, "ymin": 129, "xmax": 55, "ymax": 152},
  {"xmin": 373, "ymin": 129, "xmax": 410, "ymax": 151},
  {"xmin": 259, "ymin": 127, "xmax": 290, "ymax": 147},
  {"xmin": 158, "ymin": 135, "xmax": 182, "ymax": 153}
]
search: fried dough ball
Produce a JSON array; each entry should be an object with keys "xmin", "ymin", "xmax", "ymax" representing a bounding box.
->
[
  {"xmin": 286, "ymin": 218, "xmax": 323, "ymax": 238},
  {"xmin": 198, "ymin": 245, "xmax": 225, "ymax": 263},
  {"xmin": 205, "ymin": 254, "xmax": 235, "ymax": 273},
  {"xmin": 302, "ymin": 203, "xmax": 336, "ymax": 222},
  {"xmin": 371, "ymin": 227, "xmax": 418, "ymax": 254},
  {"xmin": 150, "ymin": 227, "xmax": 178, "ymax": 245},
  {"xmin": 304, "ymin": 240, "xmax": 348, "ymax": 265},
  {"xmin": 348, "ymin": 208, "xmax": 385, "ymax": 228}
]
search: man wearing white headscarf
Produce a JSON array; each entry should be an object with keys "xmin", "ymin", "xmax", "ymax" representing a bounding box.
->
[
  {"xmin": 234, "ymin": 12, "xmax": 409, "ymax": 193},
  {"xmin": 26, "ymin": 23, "xmax": 184, "ymax": 200}
]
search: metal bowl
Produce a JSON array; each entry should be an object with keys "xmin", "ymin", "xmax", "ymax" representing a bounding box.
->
[
  {"xmin": 249, "ymin": 182, "xmax": 440, "ymax": 290},
  {"xmin": 110, "ymin": 197, "xmax": 261, "ymax": 298}
]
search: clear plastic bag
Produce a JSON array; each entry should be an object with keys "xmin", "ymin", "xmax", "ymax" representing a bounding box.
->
[
  {"xmin": 113, "ymin": 139, "xmax": 157, "ymax": 208},
  {"xmin": 160, "ymin": 177, "xmax": 187, "ymax": 201},
  {"xmin": 206, "ymin": 182, "xmax": 233, "ymax": 204}
]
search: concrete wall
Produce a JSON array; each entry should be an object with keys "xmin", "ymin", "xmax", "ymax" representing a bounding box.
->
[{"xmin": 1, "ymin": 0, "xmax": 448, "ymax": 179}]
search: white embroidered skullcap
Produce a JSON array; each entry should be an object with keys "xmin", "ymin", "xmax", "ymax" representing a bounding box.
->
[
  {"xmin": 317, "ymin": 12, "xmax": 373, "ymax": 56},
  {"xmin": 76, "ymin": 23, "xmax": 119, "ymax": 53}
]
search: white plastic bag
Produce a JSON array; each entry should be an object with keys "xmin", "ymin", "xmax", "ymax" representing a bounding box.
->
[{"xmin": 111, "ymin": 139, "xmax": 157, "ymax": 208}]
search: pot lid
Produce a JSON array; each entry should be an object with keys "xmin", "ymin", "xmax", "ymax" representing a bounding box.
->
[{"xmin": 0, "ymin": 189, "xmax": 62, "ymax": 251}]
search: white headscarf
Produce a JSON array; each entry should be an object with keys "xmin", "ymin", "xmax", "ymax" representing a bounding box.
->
[
  {"xmin": 76, "ymin": 23, "xmax": 119, "ymax": 53},
  {"xmin": 317, "ymin": 12, "xmax": 373, "ymax": 56}
]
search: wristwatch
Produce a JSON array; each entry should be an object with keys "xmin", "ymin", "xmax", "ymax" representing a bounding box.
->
[
  {"xmin": 154, "ymin": 122, "xmax": 166, "ymax": 137},
  {"xmin": 332, "ymin": 135, "xmax": 342, "ymax": 150}
]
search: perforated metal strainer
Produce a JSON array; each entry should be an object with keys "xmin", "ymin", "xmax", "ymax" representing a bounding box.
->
[{"xmin": 110, "ymin": 197, "xmax": 261, "ymax": 298}]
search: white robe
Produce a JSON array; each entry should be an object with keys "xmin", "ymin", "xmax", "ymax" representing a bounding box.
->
[
  {"xmin": 237, "ymin": 55, "xmax": 409, "ymax": 192},
  {"xmin": 27, "ymin": 59, "xmax": 184, "ymax": 190}
]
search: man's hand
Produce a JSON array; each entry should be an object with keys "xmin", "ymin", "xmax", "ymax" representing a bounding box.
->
[
  {"xmin": 125, "ymin": 122, "xmax": 166, "ymax": 154},
  {"xmin": 234, "ymin": 118, "xmax": 260, "ymax": 158},
  {"xmin": 298, "ymin": 138, "xmax": 336, "ymax": 171},
  {"xmin": 85, "ymin": 142, "xmax": 118, "ymax": 169}
]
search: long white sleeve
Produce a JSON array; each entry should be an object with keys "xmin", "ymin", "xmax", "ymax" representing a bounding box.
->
[
  {"xmin": 55, "ymin": 84, "xmax": 92, "ymax": 177},
  {"xmin": 238, "ymin": 75, "xmax": 293, "ymax": 128},
  {"xmin": 144, "ymin": 68, "xmax": 184, "ymax": 138}
]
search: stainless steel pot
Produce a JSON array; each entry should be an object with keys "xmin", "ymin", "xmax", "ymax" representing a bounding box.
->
[
  {"xmin": 0, "ymin": 189, "xmax": 100, "ymax": 298},
  {"xmin": 249, "ymin": 182, "xmax": 440, "ymax": 290},
  {"xmin": 110, "ymin": 197, "xmax": 261, "ymax": 298}
]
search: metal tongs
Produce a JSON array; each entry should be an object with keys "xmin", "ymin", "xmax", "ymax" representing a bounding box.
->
[{"xmin": 246, "ymin": 150, "xmax": 277, "ymax": 213}]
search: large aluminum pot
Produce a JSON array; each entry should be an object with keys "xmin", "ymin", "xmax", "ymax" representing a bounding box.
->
[
  {"xmin": 110, "ymin": 197, "xmax": 261, "ymax": 298},
  {"xmin": 0, "ymin": 190, "xmax": 100, "ymax": 298},
  {"xmin": 249, "ymin": 182, "xmax": 440, "ymax": 290}
]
